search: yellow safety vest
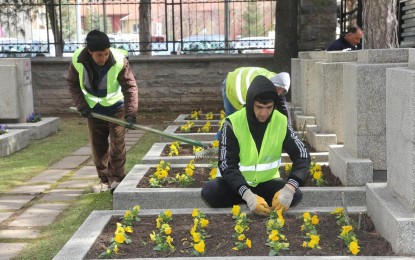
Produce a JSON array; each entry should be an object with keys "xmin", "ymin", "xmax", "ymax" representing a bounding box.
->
[
  {"xmin": 228, "ymin": 108, "xmax": 287, "ymax": 187},
  {"xmin": 72, "ymin": 48, "xmax": 125, "ymax": 108},
  {"xmin": 226, "ymin": 67, "xmax": 276, "ymax": 110}
]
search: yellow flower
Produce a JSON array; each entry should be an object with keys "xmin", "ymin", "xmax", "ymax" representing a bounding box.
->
[
  {"xmin": 284, "ymin": 163, "xmax": 292, "ymax": 172},
  {"xmin": 115, "ymin": 223, "xmax": 125, "ymax": 235},
  {"xmin": 114, "ymin": 233, "xmax": 125, "ymax": 244},
  {"xmin": 164, "ymin": 210, "xmax": 172, "ymax": 218},
  {"xmin": 237, "ymin": 234, "xmax": 246, "ymax": 241},
  {"xmin": 192, "ymin": 232, "xmax": 201, "ymax": 243},
  {"xmin": 192, "ymin": 208, "xmax": 199, "ymax": 217},
  {"xmin": 300, "ymin": 224, "xmax": 305, "ymax": 231},
  {"xmin": 124, "ymin": 210, "xmax": 132, "ymax": 219},
  {"xmin": 313, "ymin": 171, "xmax": 322, "ymax": 180},
  {"xmin": 303, "ymin": 212, "xmax": 311, "ymax": 221},
  {"xmin": 113, "ymin": 244, "xmax": 119, "ymax": 254},
  {"xmin": 245, "ymin": 238, "xmax": 252, "ymax": 248},
  {"xmin": 331, "ymin": 207, "xmax": 344, "ymax": 215},
  {"xmin": 311, "ymin": 215, "xmax": 319, "ymax": 225},
  {"xmin": 211, "ymin": 140, "xmax": 219, "ymax": 148},
  {"xmin": 234, "ymin": 224, "xmax": 244, "ymax": 234},
  {"xmin": 166, "ymin": 235, "xmax": 174, "ymax": 247},
  {"xmin": 315, "ymin": 164, "xmax": 321, "ymax": 171},
  {"xmin": 162, "ymin": 224, "xmax": 172, "ymax": 235},
  {"xmin": 124, "ymin": 226, "xmax": 133, "ymax": 233},
  {"xmin": 156, "ymin": 217, "xmax": 161, "ymax": 228},
  {"xmin": 194, "ymin": 240, "xmax": 205, "ymax": 253},
  {"xmin": 349, "ymin": 241, "xmax": 360, "ymax": 255},
  {"xmin": 200, "ymin": 218, "xmax": 209, "ymax": 228},
  {"xmin": 340, "ymin": 225, "xmax": 353, "ymax": 236},
  {"xmin": 267, "ymin": 219, "xmax": 275, "ymax": 228},
  {"xmin": 209, "ymin": 168, "xmax": 217, "ymax": 179},
  {"xmin": 150, "ymin": 231, "xmax": 156, "ymax": 241},
  {"xmin": 302, "ymin": 241, "xmax": 307, "ymax": 248},
  {"xmin": 232, "ymin": 205, "xmax": 241, "ymax": 216},
  {"xmin": 133, "ymin": 205, "xmax": 141, "ymax": 212},
  {"xmin": 268, "ymin": 230, "xmax": 279, "ymax": 241}
]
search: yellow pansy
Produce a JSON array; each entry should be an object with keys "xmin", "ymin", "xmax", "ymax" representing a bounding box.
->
[
  {"xmin": 162, "ymin": 224, "xmax": 172, "ymax": 235},
  {"xmin": 234, "ymin": 224, "xmax": 244, "ymax": 234},
  {"xmin": 237, "ymin": 234, "xmax": 246, "ymax": 241},
  {"xmin": 313, "ymin": 171, "xmax": 322, "ymax": 180},
  {"xmin": 166, "ymin": 235, "xmax": 174, "ymax": 247},
  {"xmin": 192, "ymin": 232, "xmax": 201, "ymax": 243},
  {"xmin": 331, "ymin": 207, "xmax": 344, "ymax": 215},
  {"xmin": 124, "ymin": 210, "xmax": 132, "ymax": 219},
  {"xmin": 192, "ymin": 208, "xmax": 199, "ymax": 217},
  {"xmin": 349, "ymin": 241, "xmax": 360, "ymax": 255},
  {"xmin": 194, "ymin": 240, "xmax": 205, "ymax": 253},
  {"xmin": 232, "ymin": 205, "xmax": 241, "ymax": 216},
  {"xmin": 303, "ymin": 212, "xmax": 311, "ymax": 221},
  {"xmin": 150, "ymin": 231, "xmax": 156, "ymax": 241},
  {"xmin": 164, "ymin": 210, "xmax": 172, "ymax": 218},
  {"xmin": 245, "ymin": 238, "xmax": 252, "ymax": 248},
  {"xmin": 114, "ymin": 233, "xmax": 125, "ymax": 244},
  {"xmin": 209, "ymin": 168, "xmax": 217, "ymax": 179},
  {"xmin": 340, "ymin": 225, "xmax": 353, "ymax": 236},
  {"xmin": 311, "ymin": 215, "xmax": 319, "ymax": 225},
  {"xmin": 124, "ymin": 226, "xmax": 133, "ymax": 233},
  {"xmin": 113, "ymin": 244, "xmax": 119, "ymax": 254},
  {"xmin": 200, "ymin": 218, "xmax": 209, "ymax": 228},
  {"xmin": 156, "ymin": 217, "xmax": 161, "ymax": 228}
]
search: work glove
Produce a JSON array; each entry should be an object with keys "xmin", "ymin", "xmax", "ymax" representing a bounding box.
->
[
  {"xmin": 272, "ymin": 184, "xmax": 295, "ymax": 211},
  {"xmin": 242, "ymin": 189, "xmax": 270, "ymax": 216},
  {"xmin": 125, "ymin": 115, "xmax": 136, "ymax": 129},
  {"xmin": 79, "ymin": 107, "xmax": 92, "ymax": 118}
]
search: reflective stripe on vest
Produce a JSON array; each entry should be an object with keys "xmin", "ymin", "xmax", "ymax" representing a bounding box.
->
[
  {"xmin": 72, "ymin": 48, "xmax": 125, "ymax": 108},
  {"xmin": 226, "ymin": 67, "xmax": 277, "ymax": 111},
  {"xmin": 229, "ymin": 108, "xmax": 287, "ymax": 187}
]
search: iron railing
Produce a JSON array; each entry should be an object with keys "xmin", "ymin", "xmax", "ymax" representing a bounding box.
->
[{"xmin": 0, "ymin": 0, "xmax": 276, "ymax": 57}]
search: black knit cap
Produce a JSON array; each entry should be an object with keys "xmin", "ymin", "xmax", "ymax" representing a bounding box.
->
[{"xmin": 86, "ymin": 30, "xmax": 110, "ymax": 51}]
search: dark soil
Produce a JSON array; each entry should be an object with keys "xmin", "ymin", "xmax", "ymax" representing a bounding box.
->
[
  {"xmin": 137, "ymin": 164, "xmax": 342, "ymax": 188},
  {"xmin": 85, "ymin": 213, "xmax": 394, "ymax": 258}
]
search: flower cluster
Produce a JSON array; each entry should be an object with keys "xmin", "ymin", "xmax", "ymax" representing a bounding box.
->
[
  {"xmin": 300, "ymin": 212, "xmax": 321, "ymax": 249},
  {"xmin": 220, "ymin": 110, "xmax": 226, "ymax": 120},
  {"xmin": 0, "ymin": 124, "xmax": 8, "ymax": 135},
  {"xmin": 168, "ymin": 141, "xmax": 181, "ymax": 156},
  {"xmin": 150, "ymin": 210, "xmax": 175, "ymax": 252},
  {"xmin": 331, "ymin": 207, "xmax": 360, "ymax": 255},
  {"xmin": 309, "ymin": 159, "xmax": 325, "ymax": 186},
  {"xmin": 231, "ymin": 205, "xmax": 252, "ymax": 251},
  {"xmin": 180, "ymin": 121, "xmax": 195, "ymax": 132},
  {"xmin": 190, "ymin": 209, "xmax": 209, "ymax": 256},
  {"xmin": 149, "ymin": 160, "xmax": 172, "ymax": 187},
  {"xmin": 99, "ymin": 205, "xmax": 141, "ymax": 258},
  {"xmin": 198, "ymin": 121, "xmax": 211, "ymax": 133},
  {"xmin": 190, "ymin": 110, "xmax": 202, "ymax": 120},
  {"xmin": 175, "ymin": 159, "xmax": 195, "ymax": 187},
  {"xmin": 265, "ymin": 209, "xmax": 289, "ymax": 255},
  {"xmin": 205, "ymin": 112, "xmax": 213, "ymax": 120},
  {"xmin": 26, "ymin": 112, "xmax": 42, "ymax": 123}
]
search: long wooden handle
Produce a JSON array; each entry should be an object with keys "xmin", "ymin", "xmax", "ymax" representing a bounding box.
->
[{"xmin": 68, "ymin": 107, "xmax": 205, "ymax": 147}]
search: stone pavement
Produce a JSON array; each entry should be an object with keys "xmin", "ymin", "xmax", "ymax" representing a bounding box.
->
[{"xmin": 0, "ymin": 129, "xmax": 145, "ymax": 260}]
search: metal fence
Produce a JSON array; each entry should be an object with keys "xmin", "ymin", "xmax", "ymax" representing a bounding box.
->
[{"xmin": 0, "ymin": 0, "xmax": 276, "ymax": 57}]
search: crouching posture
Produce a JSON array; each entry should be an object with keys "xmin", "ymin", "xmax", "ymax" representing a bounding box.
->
[{"xmin": 201, "ymin": 75, "xmax": 310, "ymax": 215}]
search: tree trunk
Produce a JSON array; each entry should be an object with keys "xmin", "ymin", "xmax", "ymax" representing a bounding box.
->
[
  {"xmin": 139, "ymin": 0, "xmax": 151, "ymax": 56},
  {"xmin": 362, "ymin": 0, "xmax": 398, "ymax": 49},
  {"xmin": 45, "ymin": 0, "xmax": 63, "ymax": 57},
  {"xmin": 274, "ymin": 0, "xmax": 298, "ymax": 74}
]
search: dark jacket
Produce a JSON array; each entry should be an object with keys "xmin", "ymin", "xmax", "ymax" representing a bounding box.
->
[
  {"xmin": 218, "ymin": 75, "xmax": 310, "ymax": 195},
  {"xmin": 326, "ymin": 35, "xmax": 359, "ymax": 51},
  {"xmin": 67, "ymin": 48, "xmax": 138, "ymax": 117}
]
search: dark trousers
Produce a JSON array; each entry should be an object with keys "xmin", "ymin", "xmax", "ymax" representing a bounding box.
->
[
  {"xmin": 201, "ymin": 177, "xmax": 302, "ymax": 208},
  {"xmin": 87, "ymin": 109, "xmax": 126, "ymax": 184}
]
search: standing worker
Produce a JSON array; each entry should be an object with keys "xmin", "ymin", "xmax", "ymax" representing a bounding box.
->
[
  {"xmin": 202, "ymin": 75, "xmax": 310, "ymax": 215},
  {"xmin": 67, "ymin": 29, "xmax": 138, "ymax": 192}
]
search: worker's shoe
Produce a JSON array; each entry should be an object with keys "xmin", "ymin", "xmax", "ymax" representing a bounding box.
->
[{"xmin": 110, "ymin": 181, "xmax": 120, "ymax": 193}]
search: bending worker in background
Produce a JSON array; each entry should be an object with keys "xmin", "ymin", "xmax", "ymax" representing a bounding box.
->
[
  {"xmin": 202, "ymin": 75, "xmax": 310, "ymax": 215},
  {"xmin": 67, "ymin": 29, "xmax": 138, "ymax": 192},
  {"xmin": 222, "ymin": 67, "xmax": 291, "ymax": 123}
]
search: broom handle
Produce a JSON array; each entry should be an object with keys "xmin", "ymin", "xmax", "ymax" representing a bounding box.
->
[{"xmin": 69, "ymin": 107, "xmax": 205, "ymax": 147}]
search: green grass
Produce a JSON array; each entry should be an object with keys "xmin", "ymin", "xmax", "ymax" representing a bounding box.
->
[
  {"xmin": 0, "ymin": 116, "xmax": 89, "ymax": 192},
  {"xmin": 9, "ymin": 114, "xmax": 175, "ymax": 260}
]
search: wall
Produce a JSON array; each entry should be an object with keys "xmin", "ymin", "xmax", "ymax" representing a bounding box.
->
[{"xmin": 31, "ymin": 54, "xmax": 275, "ymax": 114}]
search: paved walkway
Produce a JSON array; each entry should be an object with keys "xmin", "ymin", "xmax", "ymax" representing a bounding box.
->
[{"xmin": 0, "ymin": 129, "xmax": 145, "ymax": 260}]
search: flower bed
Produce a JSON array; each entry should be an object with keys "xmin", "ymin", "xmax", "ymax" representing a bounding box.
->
[{"xmin": 82, "ymin": 209, "xmax": 394, "ymax": 258}]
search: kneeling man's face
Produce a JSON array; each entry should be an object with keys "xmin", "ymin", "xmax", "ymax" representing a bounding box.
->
[{"xmin": 253, "ymin": 100, "xmax": 274, "ymax": 123}]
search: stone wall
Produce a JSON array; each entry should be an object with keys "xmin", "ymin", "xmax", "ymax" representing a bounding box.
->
[{"xmin": 31, "ymin": 54, "xmax": 275, "ymax": 114}]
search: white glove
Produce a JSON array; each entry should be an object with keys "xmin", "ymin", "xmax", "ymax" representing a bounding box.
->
[
  {"xmin": 242, "ymin": 189, "xmax": 270, "ymax": 216},
  {"xmin": 272, "ymin": 184, "xmax": 295, "ymax": 211}
]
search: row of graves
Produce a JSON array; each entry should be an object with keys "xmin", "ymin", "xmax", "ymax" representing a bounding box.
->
[{"xmin": 55, "ymin": 49, "xmax": 415, "ymax": 259}]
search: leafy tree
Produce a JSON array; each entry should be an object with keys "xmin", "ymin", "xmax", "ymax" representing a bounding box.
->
[{"xmin": 242, "ymin": 2, "xmax": 265, "ymax": 37}]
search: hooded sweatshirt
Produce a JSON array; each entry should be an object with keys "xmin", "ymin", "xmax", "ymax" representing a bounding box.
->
[{"xmin": 218, "ymin": 75, "xmax": 310, "ymax": 196}]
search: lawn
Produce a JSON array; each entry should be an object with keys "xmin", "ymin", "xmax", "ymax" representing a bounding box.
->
[{"xmin": 0, "ymin": 112, "xmax": 179, "ymax": 260}]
